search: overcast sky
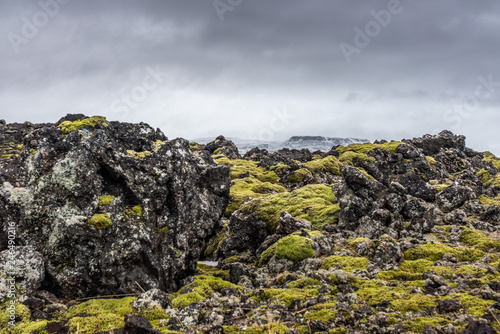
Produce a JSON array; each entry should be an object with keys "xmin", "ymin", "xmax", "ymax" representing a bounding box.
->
[{"xmin": 1, "ymin": 0, "xmax": 499, "ymax": 153}]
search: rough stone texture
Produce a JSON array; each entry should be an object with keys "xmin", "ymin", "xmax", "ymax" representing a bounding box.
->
[
  {"xmin": 0, "ymin": 115, "xmax": 230, "ymax": 299},
  {"xmin": 217, "ymin": 212, "xmax": 268, "ymax": 258},
  {"xmin": 0, "ymin": 246, "xmax": 45, "ymax": 300},
  {"xmin": 275, "ymin": 211, "xmax": 312, "ymax": 235},
  {"xmin": 205, "ymin": 135, "xmax": 241, "ymax": 159}
]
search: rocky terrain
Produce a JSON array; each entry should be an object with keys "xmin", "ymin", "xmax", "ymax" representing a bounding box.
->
[
  {"xmin": 1, "ymin": 116, "xmax": 500, "ymax": 334},
  {"xmin": 194, "ymin": 136, "xmax": 369, "ymax": 155}
]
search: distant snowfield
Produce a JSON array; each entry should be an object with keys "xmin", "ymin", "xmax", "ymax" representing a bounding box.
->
[{"xmin": 192, "ymin": 136, "xmax": 370, "ymax": 155}]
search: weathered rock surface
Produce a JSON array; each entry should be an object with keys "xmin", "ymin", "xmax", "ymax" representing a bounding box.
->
[{"xmin": 0, "ymin": 115, "xmax": 230, "ymax": 299}]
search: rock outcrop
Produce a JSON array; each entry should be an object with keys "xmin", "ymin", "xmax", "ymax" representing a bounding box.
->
[{"xmin": 0, "ymin": 115, "xmax": 230, "ymax": 299}]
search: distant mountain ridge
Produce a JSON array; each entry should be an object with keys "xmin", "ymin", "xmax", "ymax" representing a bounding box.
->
[{"xmin": 194, "ymin": 136, "xmax": 370, "ymax": 154}]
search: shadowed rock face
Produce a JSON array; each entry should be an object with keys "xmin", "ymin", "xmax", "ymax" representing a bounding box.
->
[{"xmin": 0, "ymin": 115, "xmax": 230, "ymax": 299}]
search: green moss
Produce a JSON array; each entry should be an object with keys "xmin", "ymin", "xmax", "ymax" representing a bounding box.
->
[
  {"xmin": 171, "ymin": 275, "xmax": 243, "ymax": 309},
  {"xmin": 258, "ymin": 242, "xmax": 278, "ymax": 267},
  {"xmin": 215, "ymin": 156, "xmax": 279, "ymax": 183},
  {"xmin": 432, "ymin": 265, "xmax": 487, "ymax": 278},
  {"xmin": 65, "ymin": 297, "xmax": 136, "ymax": 333},
  {"xmin": 376, "ymin": 270, "xmax": 423, "ymax": 281},
  {"xmin": 226, "ymin": 177, "xmax": 287, "ymax": 216},
  {"xmin": 469, "ymin": 272, "xmax": 500, "ymax": 288},
  {"xmin": 240, "ymin": 184, "xmax": 339, "ymax": 232},
  {"xmin": 0, "ymin": 302, "xmax": 32, "ymax": 330},
  {"xmin": 288, "ymin": 168, "xmax": 312, "ymax": 183},
  {"xmin": 214, "ymin": 148, "xmax": 223, "ymax": 155},
  {"xmin": 124, "ymin": 206, "xmax": 143, "ymax": 220},
  {"xmin": 197, "ymin": 264, "xmax": 229, "ymax": 281},
  {"xmin": 248, "ymin": 288, "xmax": 319, "ymax": 306},
  {"xmin": 321, "ymin": 256, "xmax": 368, "ymax": 272},
  {"xmin": 304, "ymin": 304, "xmax": 338, "ymax": 325},
  {"xmin": 127, "ymin": 150, "xmax": 153, "ymax": 160},
  {"xmin": 399, "ymin": 259, "xmax": 435, "ymax": 273},
  {"xmin": 338, "ymin": 151, "xmax": 376, "ymax": 164},
  {"xmin": 204, "ymin": 230, "xmax": 227, "ymax": 257},
  {"xmin": 275, "ymin": 235, "xmax": 315, "ymax": 262},
  {"xmin": 441, "ymin": 293, "xmax": 495, "ymax": 317},
  {"xmin": 189, "ymin": 142, "xmax": 200, "ymax": 150},
  {"xmin": 288, "ymin": 278, "xmax": 321, "ymax": 289},
  {"xmin": 87, "ymin": 213, "xmax": 112, "ymax": 230},
  {"xmin": 478, "ymin": 195, "xmax": 500, "ymax": 207},
  {"xmin": 356, "ymin": 281, "xmax": 437, "ymax": 314},
  {"xmin": 98, "ymin": 195, "xmax": 114, "ymax": 206},
  {"xmin": 426, "ymin": 156, "xmax": 437, "ymax": 165},
  {"xmin": 483, "ymin": 151, "xmax": 500, "ymax": 170},
  {"xmin": 345, "ymin": 237, "xmax": 369, "ymax": 251},
  {"xmin": 429, "ymin": 179, "xmax": 452, "ymax": 192},
  {"xmin": 402, "ymin": 316, "xmax": 450, "ymax": 333},
  {"xmin": 58, "ymin": 116, "xmax": 108, "ymax": 134},
  {"xmin": 404, "ymin": 242, "xmax": 484, "ymax": 262},
  {"xmin": 302, "ymin": 156, "xmax": 342, "ymax": 176},
  {"xmin": 336, "ymin": 141, "xmax": 403, "ymax": 155},
  {"xmin": 460, "ymin": 228, "xmax": 500, "ymax": 252}
]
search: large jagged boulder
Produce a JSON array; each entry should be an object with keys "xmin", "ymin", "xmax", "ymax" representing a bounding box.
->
[{"xmin": 0, "ymin": 115, "xmax": 230, "ymax": 299}]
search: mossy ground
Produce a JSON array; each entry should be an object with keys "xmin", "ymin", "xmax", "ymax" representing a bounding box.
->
[
  {"xmin": 275, "ymin": 235, "xmax": 315, "ymax": 262},
  {"xmin": 171, "ymin": 275, "xmax": 243, "ymax": 309},
  {"xmin": 240, "ymin": 184, "xmax": 339, "ymax": 232}
]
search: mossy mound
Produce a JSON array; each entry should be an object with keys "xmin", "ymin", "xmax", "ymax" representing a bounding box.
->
[
  {"xmin": 240, "ymin": 184, "xmax": 339, "ymax": 231},
  {"xmin": 87, "ymin": 213, "xmax": 112, "ymax": 230},
  {"xmin": 58, "ymin": 116, "xmax": 108, "ymax": 134},
  {"xmin": 321, "ymin": 256, "xmax": 368, "ymax": 272},
  {"xmin": 171, "ymin": 275, "xmax": 243, "ymax": 309},
  {"xmin": 275, "ymin": 235, "xmax": 315, "ymax": 262},
  {"xmin": 404, "ymin": 242, "xmax": 485, "ymax": 262}
]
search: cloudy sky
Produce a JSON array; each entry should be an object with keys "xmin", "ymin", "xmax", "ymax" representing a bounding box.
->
[{"xmin": 1, "ymin": 1, "xmax": 499, "ymax": 153}]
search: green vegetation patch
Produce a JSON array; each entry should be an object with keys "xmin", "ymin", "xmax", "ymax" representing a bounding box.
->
[
  {"xmin": 87, "ymin": 213, "xmax": 112, "ymax": 230},
  {"xmin": 171, "ymin": 275, "xmax": 243, "ymax": 309},
  {"xmin": 98, "ymin": 195, "xmax": 114, "ymax": 206},
  {"xmin": 240, "ymin": 184, "xmax": 339, "ymax": 231},
  {"xmin": 226, "ymin": 176, "xmax": 287, "ymax": 216},
  {"xmin": 404, "ymin": 242, "xmax": 484, "ymax": 262},
  {"xmin": 401, "ymin": 316, "xmax": 450, "ymax": 333},
  {"xmin": 204, "ymin": 230, "xmax": 227, "ymax": 257},
  {"xmin": 321, "ymin": 256, "xmax": 368, "ymax": 272},
  {"xmin": 215, "ymin": 156, "xmax": 279, "ymax": 183},
  {"xmin": 429, "ymin": 179, "xmax": 452, "ymax": 192},
  {"xmin": 248, "ymin": 288, "xmax": 319, "ymax": 306},
  {"xmin": 356, "ymin": 281, "xmax": 437, "ymax": 314},
  {"xmin": 189, "ymin": 142, "xmax": 200, "ymax": 150},
  {"xmin": 275, "ymin": 235, "xmax": 314, "ymax": 262},
  {"xmin": 58, "ymin": 116, "xmax": 108, "ymax": 134},
  {"xmin": 288, "ymin": 278, "xmax": 321, "ymax": 289},
  {"xmin": 478, "ymin": 195, "xmax": 500, "ymax": 208},
  {"xmin": 336, "ymin": 141, "xmax": 403, "ymax": 155},
  {"xmin": 304, "ymin": 302, "xmax": 338, "ymax": 325},
  {"xmin": 460, "ymin": 228, "xmax": 500, "ymax": 252},
  {"xmin": 258, "ymin": 242, "xmax": 278, "ymax": 267},
  {"xmin": 197, "ymin": 263, "xmax": 229, "ymax": 281}
]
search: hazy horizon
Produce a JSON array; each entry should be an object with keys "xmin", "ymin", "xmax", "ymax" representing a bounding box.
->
[{"xmin": 1, "ymin": 1, "xmax": 499, "ymax": 153}]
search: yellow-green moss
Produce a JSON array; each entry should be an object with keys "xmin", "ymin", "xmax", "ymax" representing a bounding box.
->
[
  {"xmin": 224, "ymin": 324, "xmax": 290, "ymax": 334},
  {"xmin": 288, "ymin": 278, "xmax": 321, "ymax": 289},
  {"xmin": 304, "ymin": 304, "xmax": 338, "ymax": 325},
  {"xmin": 399, "ymin": 259, "xmax": 435, "ymax": 273},
  {"xmin": 356, "ymin": 281, "xmax": 437, "ymax": 314},
  {"xmin": 338, "ymin": 151, "xmax": 376, "ymax": 164},
  {"xmin": 124, "ymin": 206, "xmax": 143, "ymax": 219},
  {"xmin": 401, "ymin": 316, "xmax": 450, "ymax": 333},
  {"xmin": 204, "ymin": 230, "xmax": 227, "ymax": 257},
  {"xmin": 429, "ymin": 179, "xmax": 452, "ymax": 192},
  {"xmin": 376, "ymin": 270, "xmax": 423, "ymax": 281},
  {"xmin": 87, "ymin": 213, "xmax": 112, "ymax": 230},
  {"xmin": 65, "ymin": 297, "xmax": 135, "ymax": 333},
  {"xmin": 478, "ymin": 195, "xmax": 500, "ymax": 207},
  {"xmin": 336, "ymin": 141, "xmax": 403, "ymax": 154},
  {"xmin": 275, "ymin": 235, "xmax": 314, "ymax": 262},
  {"xmin": 483, "ymin": 151, "xmax": 500, "ymax": 170},
  {"xmin": 58, "ymin": 116, "xmax": 108, "ymax": 134},
  {"xmin": 127, "ymin": 150, "xmax": 153, "ymax": 160},
  {"xmin": 197, "ymin": 263, "xmax": 229, "ymax": 281},
  {"xmin": 404, "ymin": 242, "xmax": 484, "ymax": 262},
  {"xmin": 441, "ymin": 292, "xmax": 495, "ymax": 317},
  {"xmin": 215, "ymin": 156, "xmax": 279, "ymax": 183},
  {"xmin": 321, "ymin": 256, "xmax": 368, "ymax": 272},
  {"xmin": 258, "ymin": 242, "xmax": 278, "ymax": 267},
  {"xmin": 460, "ymin": 228, "xmax": 500, "ymax": 252},
  {"xmin": 288, "ymin": 168, "xmax": 313, "ymax": 183},
  {"xmin": 0, "ymin": 302, "xmax": 32, "ymax": 330},
  {"xmin": 189, "ymin": 142, "xmax": 200, "ymax": 150},
  {"xmin": 226, "ymin": 176, "xmax": 287, "ymax": 216},
  {"xmin": 240, "ymin": 184, "xmax": 339, "ymax": 232},
  {"xmin": 171, "ymin": 275, "xmax": 243, "ymax": 309},
  {"xmin": 98, "ymin": 195, "xmax": 114, "ymax": 206},
  {"xmin": 426, "ymin": 156, "xmax": 437, "ymax": 165},
  {"xmin": 248, "ymin": 288, "xmax": 319, "ymax": 306}
]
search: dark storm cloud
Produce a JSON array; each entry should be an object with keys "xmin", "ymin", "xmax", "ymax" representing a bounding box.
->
[{"xmin": 0, "ymin": 0, "xmax": 499, "ymax": 153}]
